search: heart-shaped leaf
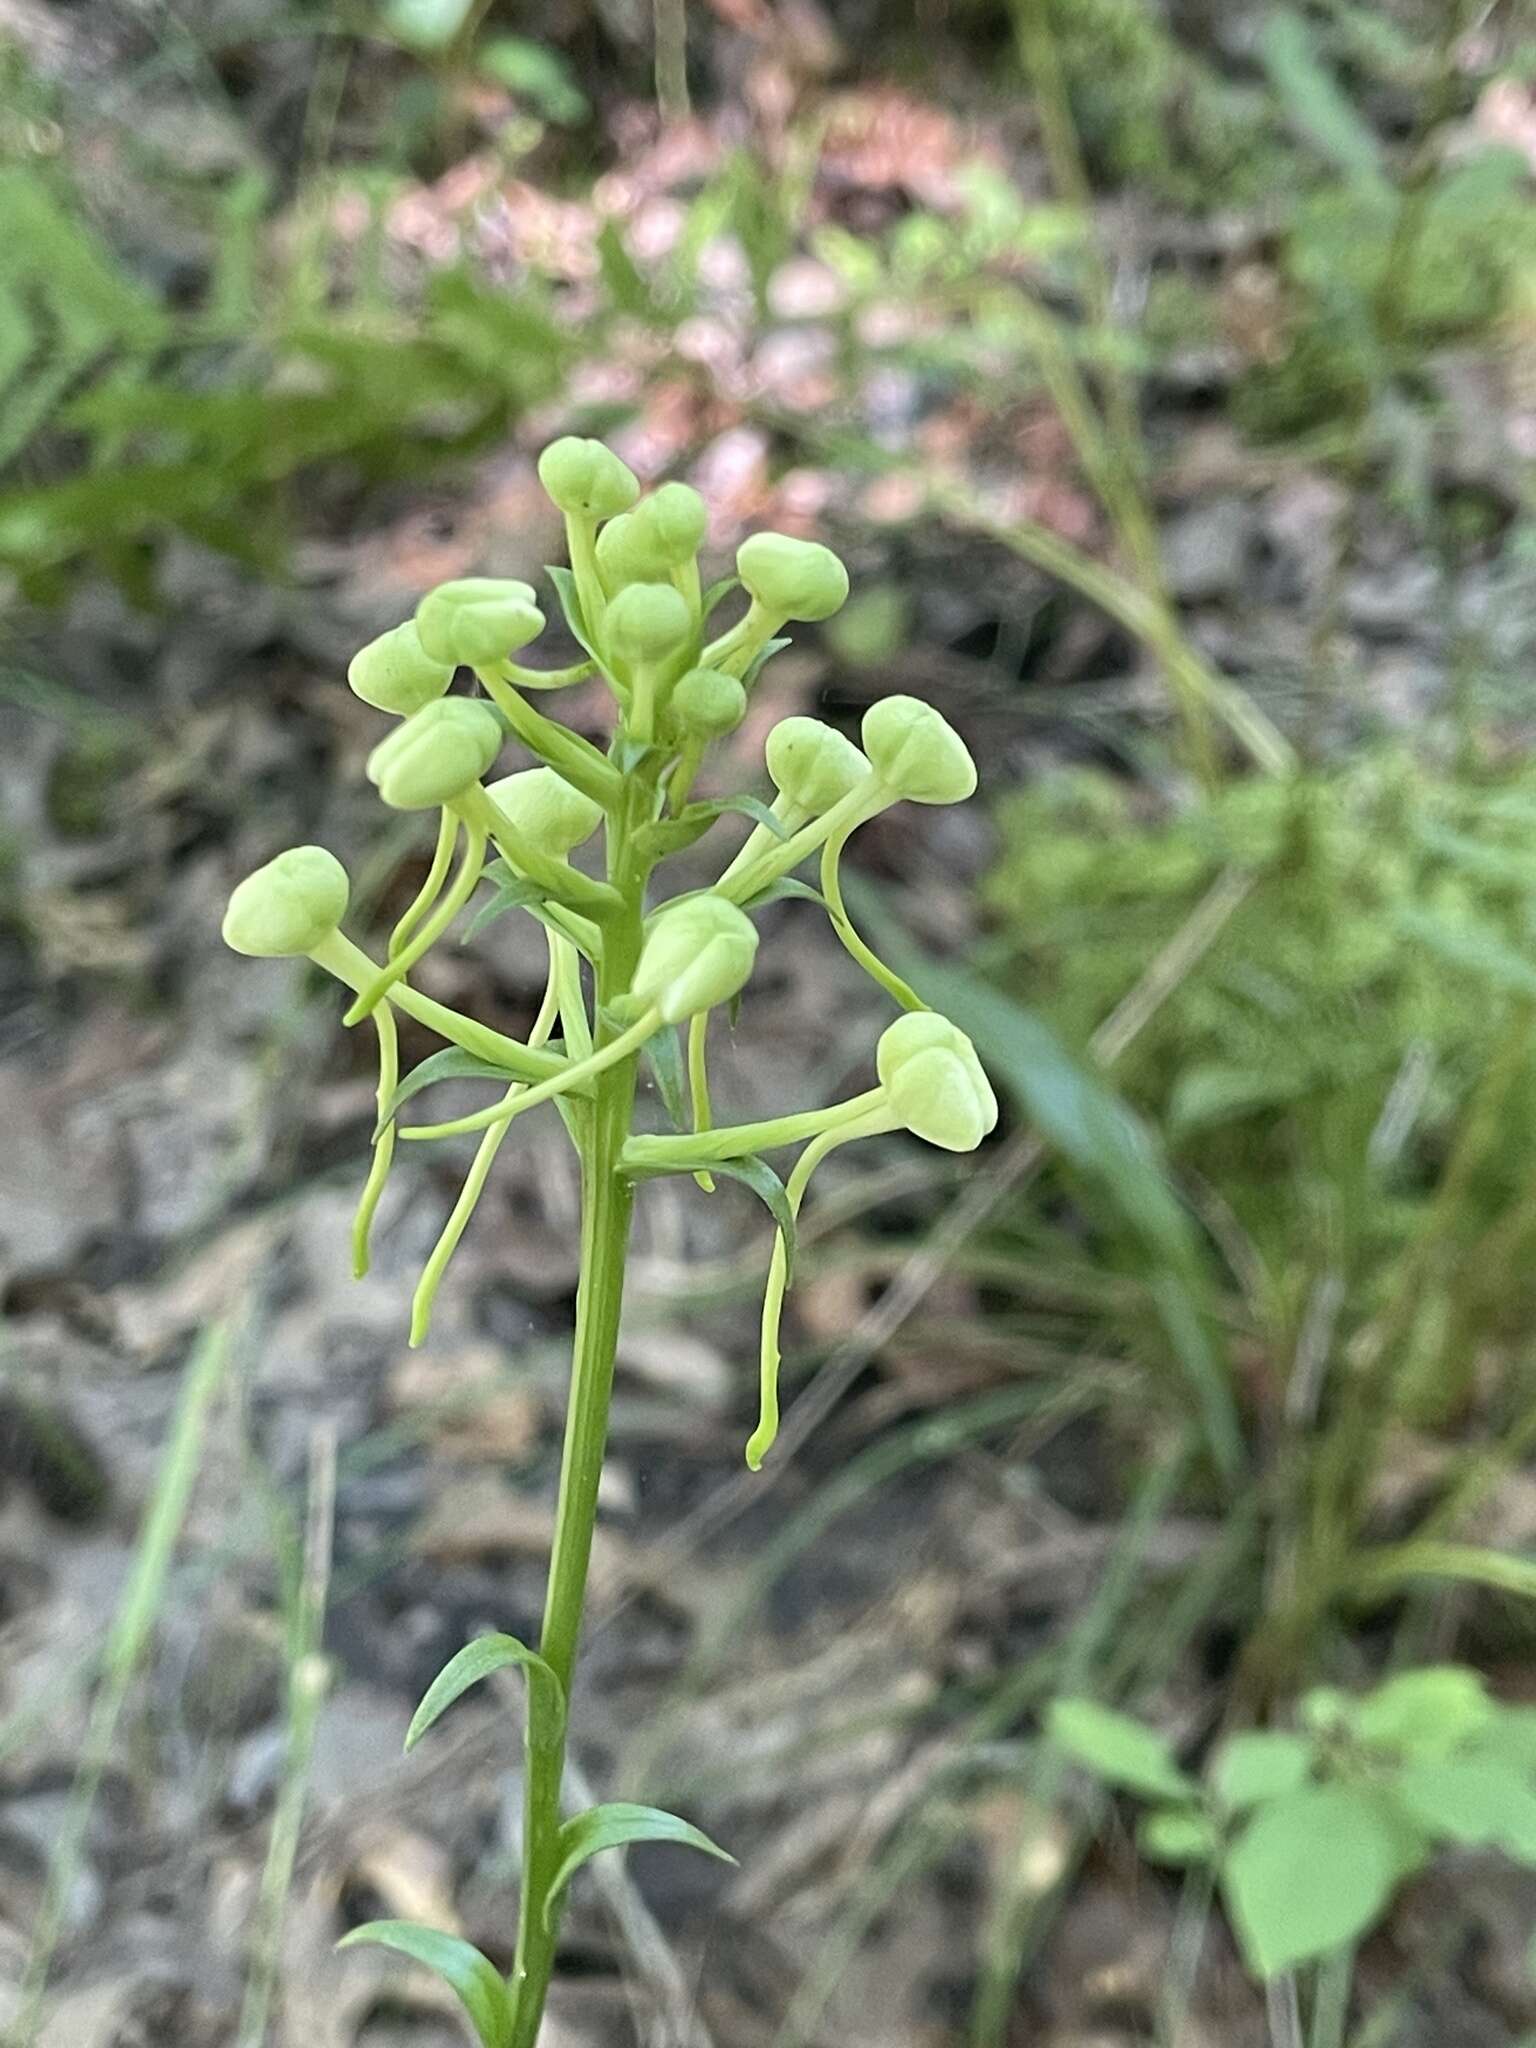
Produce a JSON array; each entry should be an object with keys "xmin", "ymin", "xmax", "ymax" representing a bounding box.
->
[
  {"xmin": 1222, "ymin": 1785, "xmax": 1421, "ymax": 1977},
  {"xmin": 544, "ymin": 1803, "xmax": 734, "ymax": 1926},
  {"xmin": 406, "ymin": 1633, "xmax": 565, "ymax": 1755},
  {"xmin": 337, "ymin": 1923, "xmax": 513, "ymax": 2048}
]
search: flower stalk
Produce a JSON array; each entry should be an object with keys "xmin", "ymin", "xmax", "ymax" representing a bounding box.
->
[{"xmin": 220, "ymin": 439, "xmax": 995, "ymax": 2048}]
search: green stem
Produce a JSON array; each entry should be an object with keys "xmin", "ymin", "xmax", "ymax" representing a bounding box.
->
[
  {"xmin": 622, "ymin": 1088, "xmax": 885, "ymax": 1170},
  {"xmin": 507, "ymin": 779, "xmax": 651, "ymax": 2048}
]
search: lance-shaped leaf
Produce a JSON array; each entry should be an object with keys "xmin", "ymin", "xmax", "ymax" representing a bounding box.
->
[
  {"xmin": 624, "ymin": 1151, "xmax": 797, "ymax": 1284},
  {"xmin": 740, "ymin": 876, "xmax": 829, "ymax": 914},
  {"xmin": 641, "ymin": 1024, "xmax": 687, "ymax": 1130},
  {"xmin": 337, "ymin": 1923, "xmax": 513, "ymax": 2048},
  {"xmin": 637, "ymin": 793, "xmax": 792, "ymax": 863},
  {"xmin": 376, "ymin": 1047, "xmax": 540, "ymax": 1137},
  {"xmin": 406, "ymin": 1633, "xmax": 566, "ymax": 1755},
  {"xmin": 544, "ymin": 1803, "xmax": 735, "ymax": 1926},
  {"xmin": 544, "ymin": 564, "xmax": 601, "ymax": 665}
]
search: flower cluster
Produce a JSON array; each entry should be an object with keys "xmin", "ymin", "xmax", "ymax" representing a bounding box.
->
[{"xmin": 223, "ymin": 437, "xmax": 996, "ymax": 1466}]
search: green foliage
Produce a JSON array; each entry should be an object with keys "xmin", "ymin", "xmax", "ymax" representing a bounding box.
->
[
  {"xmin": 544, "ymin": 1803, "xmax": 736, "ymax": 1924},
  {"xmin": 1051, "ymin": 1668, "xmax": 1536, "ymax": 1981},
  {"xmin": 337, "ymin": 1924, "xmax": 512, "ymax": 2048},
  {"xmin": 986, "ymin": 750, "xmax": 1536, "ymax": 1367},
  {"xmin": 404, "ymin": 1634, "xmax": 565, "ymax": 1753}
]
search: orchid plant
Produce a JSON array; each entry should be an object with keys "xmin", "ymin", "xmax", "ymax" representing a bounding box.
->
[{"xmin": 222, "ymin": 438, "xmax": 996, "ymax": 2046}]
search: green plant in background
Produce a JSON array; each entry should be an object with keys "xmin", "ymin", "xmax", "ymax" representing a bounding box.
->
[
  {"xmin": 1049, "ymin": 1666, "xmax": 1536, "ymax": 1984},
  {"xmin": 983, "ymin": 749, "xmax": 1536, "ymax": 1691},
  {"xmin": 221, "ymin": 438, "xmax": 994, "ymax": 2046}
]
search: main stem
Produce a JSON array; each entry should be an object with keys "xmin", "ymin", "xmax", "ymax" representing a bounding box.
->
[{"xmin": 507, "ymin": 784, "xmax": 648, "ymax": 2048}]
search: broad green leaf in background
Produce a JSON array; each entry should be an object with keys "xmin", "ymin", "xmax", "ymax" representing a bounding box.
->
[
  {"xmin": 544, "ymin": 1803, "xmax": 735, "ymax": 1925},
  {"xmin": 1210, "ymin": 1731, "xmax": 1314, "ymax": 1811},
  {"xmin": 405, "ymin": 1634, "xmax": 565, "ymax": 1754},
  {"xmin": 1353, "ymin": 1665, "xmax": 1494, "ymax": 1757},
  {"xmin": 1046, "ymin": 1698, "xmax": 1197, "ymax": 1803},
  {"xmin": 1391, "ymin": 1756, "xmax": 1536, "ymax": 1854},
  {"xmin": 477, "ymin": 37, "xmax": 589, "ymax": 125},
  {"xmin": 1223, "ymin": 1786, "xmax": 1417, "ymax": 1977},
  {"xmin": 337, "ymin": 1924, "xmax": 512, "ymax": 2048}
]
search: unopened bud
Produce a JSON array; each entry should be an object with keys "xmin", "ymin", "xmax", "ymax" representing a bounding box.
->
[
  {"xmin": 765, "ymin": 717, "xmax": 872, "ymax": 814},
  {"xmin": 737, "ymin": 532, "xmax": 849, "ymax": 623},
  {"xmin": 861, "ymin": 695, "xmax": 976, "ymax": 804},
  {"xmin": 347, "ymin": 620, "xmax": 455, "ymax": 716},
  {"xmin": 537, "ymin": 436, "xmax": 640, "ymax": 521},
  {"xmin": 485, "ymin": 766, "xmax": 603, "ymax": 856},
  {"xmin": 876, "ymin": 1012, "xmax": 997, "ymax": 1152},
  {"xmin": 415, "ymin": 579, "xmax": 545, "ymax": 669},
  {"xmin": 222, "ymin": 846, "xmax": 349, "ymax": 958},
  {"xmin": 366, "ymin": 698, "xmax": 503, "ymax": 810},
  {"xmin": 604, "ymin": 581, "xmax": 693, "ymax": 667},
  {"xmin": 632, "ymin": 895, "xmax": 759, "ymax": 1023},
  {"xmin": 633, "ymin": 481, "xmax": 707, "ymax": 567},
  {"xmin": 673, "ymin": 667, "xmax": 747, "ymax": 739},
  {"xmin": 595, "ymin": 511, "xmax": 669, "ymax": 590}
]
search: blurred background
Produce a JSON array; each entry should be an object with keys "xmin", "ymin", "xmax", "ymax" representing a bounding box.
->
[{"xmin": 5, "ymin": 1, "xmax": 1536, "ymax": 2042}]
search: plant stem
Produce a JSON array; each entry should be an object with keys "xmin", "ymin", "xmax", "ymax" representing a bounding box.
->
[{"xmin": 506, "ymin": 784, "xmax": 649, "ymax": 2048}]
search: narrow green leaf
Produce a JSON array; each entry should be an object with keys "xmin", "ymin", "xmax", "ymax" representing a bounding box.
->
[
  {"xmin": 544, "ymin": 1803, "xmax": 734, "ymax": 1926},
  {"xmin": 624, "ymin": 1152, "xmax": 797, "ymax": 1284},
  {"xmin": 740, "ymin": 634, "xmax": 793, "ymax": 688},
  {"xmin": 1259, "ymin": 9, "xmax": 1389, "ymax": 198},
  {"xmin": 336, "ymin": 1924, "xmax": 512, "ymax": 2048},
  {"xmin": 639, "ymin": 792, "xmax": 791, "ymax": 863},
  {"xmin": 1046, "ymin": 1698, "xmax": 1197, "ymax": 1802},
  {"xmin": 377, "ymin": 1047, "xmax": 526, "ymax": 1134},
  {"xmin": 596, "ymin": 220, "xmax": 661, "ymax": 322},
  {"xmin": 1222, "ymin": 1787, "xmax": 1417, "ymax": 1978},
  {"xmin": 641, "ymin": 1025, "xmax": 688, "ymax": 1129},
  {"xmin": 1210, "ymin": 1731, "xmax": 1314, "ymax": 1811},
  {"xmin": 741, "ymin": 876, "xmax": 831, "ymax": 914},
  {"xmin": 1398, "ymin": 909, "xmax": 1536, "ymax": 999},
  {"xmin": 701, "ymin": 574, "xmax": 741, "ymax": 620},
  {"xmin": 545, "ymin": 564, "xmax": 601, "ymax": 665},
  {"xmin": 405, "ymin": 1634, "xmax": 565, "ymax": 1754},
  {"xmin": 463, "ymin": 871, "xmax": 550, "ymax": 941}
]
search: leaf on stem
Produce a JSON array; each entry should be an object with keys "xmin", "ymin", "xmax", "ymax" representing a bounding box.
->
[
  {"xmin": 740, "ymin": 876, "xmax": 830, "ymax": 914},
  {"xmin": 740, "ymin": 635, "xmax": 793, "ymax": 688},
  {"xmin": 637, "ymin": 793, "xmax": 790, "ymax": 863},
  {"xmin": 544, "ymin": 564, "xmax": 601, "ymax": 665},
  {"xmin": 624, "ymin": 1151, "xmax": 797, "ymax": 1284},
  {"xmin": 463, "ymin": 870, "xmax": 551, "ymax": 941},
  {"xmin": 543, "ymin": 1803, "xmax": 735, "ymax": 1926},
  {"xmin": 336, "ymin": 1923, "xmax": 513, "ymax": 2048},
  {"xmin": 641, "ymin": 1025, "xmax": 687, "ymax": 1129},
  {"xmin": 376, "ymin": 1047, "xmax": 536, "ymax": 1137},
  {"xmin": 405, "ymin": 1632, "xmax": 565, "ymax": 1753}
]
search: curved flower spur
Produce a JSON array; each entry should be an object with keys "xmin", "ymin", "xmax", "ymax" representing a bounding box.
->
[{"xmin": 220, "ymin": 438, "xmax": 995, "ymax": 2048}]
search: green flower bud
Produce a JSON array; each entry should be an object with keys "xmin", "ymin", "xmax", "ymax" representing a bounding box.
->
[
  {"xmin": 632, "ymin": 481, "xmax": 707, "ymax": 567},
  {"xmin": 765, "ymin": 716, "xmax": 872, "ymax": 814},
  {"xmin": 876, "ymin": 1012, "xmax": 998, "ymax": 1153},
  {"xmin": 861, "ymin": 695, "xmax": 977, "ymax": 804},
  {"xmin": 737, "ymin": 532, "xmax": 849, "ymax": 622},
  {"xmin": 347, "ymin": 620, "xmax": 455, "ymax": 716},
  {"xmin": 595, "ymin": 510, "xmax": 669, "ymax": 590},
  {"xmin": 537, "ymin": 436, "xmax": 640, "ymax": 521},
  {"xmin": 632, "ymin": 894, "xmax": 759, "ymax": 1023},
  {"xmin": 604, "ymin": 581, "xmax": 693, "ymax": 667},
  {"xmin": 672, "ymin": 666, "xmax": 747, "ymax": 738},
  {"xmin": 366, "ymin": 698, "xmax": 503, "ymax": 811},
  {"xmin": 415, "ymin": 579, "xmax": 545, "ymax": 668},
  {"xmin": 485, "ymin": 766, "xmax": 603, "ymax": 856},
  {"xmin": 222, "ymin": 845, "xmax": 349, "ymax": 958}
]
